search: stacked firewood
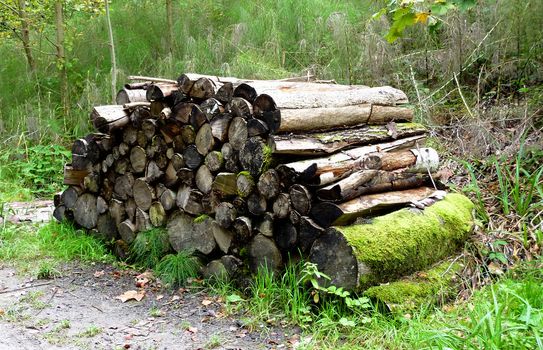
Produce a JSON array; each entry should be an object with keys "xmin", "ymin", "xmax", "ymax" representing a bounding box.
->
[{"xmin": 54, "ymin": 73, "xmax": 444, "ymax": 280}]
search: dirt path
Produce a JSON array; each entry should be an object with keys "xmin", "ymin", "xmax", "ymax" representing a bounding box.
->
[{"xmin": 0, "ymin": 263, "xmax": 296, "ymax": 350}]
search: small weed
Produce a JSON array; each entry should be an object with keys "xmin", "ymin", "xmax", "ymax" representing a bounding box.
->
[
  {"xmin": 149, "ymin": 307, "xmax": 165, "ymax": 317},
  {"xmin": 79, "ymin": 325, "xmax": 102, "ymax": 338},
  {"xmin": 155, "ymin": 251, "xmax": 201, "ymax": 287},
  {"xmin": 205, "ymin": 334, "xmax": 223, "ymax": 349},
  {"xmin": 56, "ymin": 319, "xmax": 71, "ymax": 330},
  {"xmin": 180, "ymin": 320, "xmax": 191, "ymax": 330}
]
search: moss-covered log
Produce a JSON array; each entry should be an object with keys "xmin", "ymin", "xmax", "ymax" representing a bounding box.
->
[
  {"xmin": 308, "ymin": 193, "xmax": 474, "ymax": 291},
  {"xmin": 364, "ymin": 259, "xmax": 464, "ymax": 313}
]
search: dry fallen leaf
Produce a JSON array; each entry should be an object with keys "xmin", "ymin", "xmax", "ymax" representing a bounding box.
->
[
  {"xmin": 135, "ymin": 277, "xmax": 149, "ymax": 288},
  {"xmin": 93, "ymin": 270, "xmax": 105, "ymax": 278},
  {"xmin": 115, "ymin": 290, "xmax": 146, "ymax": 303},
  {"xmin": 187, "ymin": 326, "xmax": 198, "ymax": 334},
  {"xmin": 156, "ymin": 294, "xmax": 164, "ymax": 301},
  {"xmin": 201, "ymin": 299, "xmax": 213, "ymax": 306}
]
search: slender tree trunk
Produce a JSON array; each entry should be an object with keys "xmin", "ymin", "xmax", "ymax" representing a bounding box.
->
[
  {"xmin": 17, "ymin": 0, "xmax": 36, "ymax": 73},
  {"xmin": 55, "ymin": 1, "xmax": 68, "ymax": 114},
  {"xmin": 166, "ymin": 0, "xmax": 174, "ymax": 54},
  {"xmin": 105, "ymin": 0, "xmax": 117, "ymax": 103}
]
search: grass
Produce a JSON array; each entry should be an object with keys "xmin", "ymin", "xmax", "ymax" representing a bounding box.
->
[
  {"xmin": 129, "ymin": 227, "xmax": 171, "ymax": 269},
  {"xmin": 78, "ymin": 325, "xmax": 102, "ymax": 338},
  {"xmin": 0, "ymin": 221, "xmax": 113, "ymax": 276},
  {"xmin": 205, "ymin": 258, "xmax": 543, "ymax": 350},
  {"xmin": 155, "ymin": 251, "xmax": 202, "ymax": 287}
]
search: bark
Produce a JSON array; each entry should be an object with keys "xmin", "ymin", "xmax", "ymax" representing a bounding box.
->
[
  {"xmin": 146, "ymin": 83, "xmax": 179, "ymax": 102},
  {"xmin": 270, "ymin": 123, "xmax": 426, "ymax": 155},
  {"xmin": 276, "ymin": 135, "xmax": 426, "ymax": 185},
  {"xmin": 310, "ymin": 187, "xmax": 438, "ymax": 228},
  {"xmin": 324, "ymin": 169, "xmax": 435, "ymax": 202},
  {"xmin": 247, "ymin": 192, "xmax": 267, "ymax": 216},
  {"xmin": 233, "ymin": 83, "xmax": 258, "ymax": 103},
  {"xmin": 92, "ymin": 105, "xmax": 129, "ymax": 133},
  {"xmin": 298, "ymin": 216, "xmax": 324, "ymax": 253},
  {"xmin": 116, "ymin": 88, "xmax": 147, "ymax": 105},
  {"xmin": 277, "ymin": 105, "xmax": 413, "ymax": 133},
  {"xmin": 17, "ymin": 0, "xmax": 36, "ymax": 72},
  {"xmin": 247, "ymin": 119, "xmax": 269, "ymax": 137},
  {"xmin": 308, "ymin": 193, "xmax": 474, "ymax": 290}
]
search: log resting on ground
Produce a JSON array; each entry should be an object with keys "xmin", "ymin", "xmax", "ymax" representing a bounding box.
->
[{"xmin": 308, "ymin": 193, "xmax": 474, "ymax": 291}]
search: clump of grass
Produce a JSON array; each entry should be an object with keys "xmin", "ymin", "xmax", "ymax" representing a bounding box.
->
[
  {"xmin": 129, "ymin": 227, "xmax": 171, "ymax": 269},
  {"xmin": 78, "ymin": 325, "xmax": 102, "ymax": 338},
  {"xmin": 36, "ymin": 260, "xmax": 62, "ymax": 279},
  {"xmin": 155, "ymin": 251, "xmax": 201, "ymax": 287}
]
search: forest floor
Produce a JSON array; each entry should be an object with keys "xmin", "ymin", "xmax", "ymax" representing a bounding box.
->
[{"xmin": 0, "ymin": 261, "xmax": 294, "ymax": 350}]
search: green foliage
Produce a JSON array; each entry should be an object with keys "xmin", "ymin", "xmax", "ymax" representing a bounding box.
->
[
  {"xmin": 0, "ymin": 144, "xmax": 70, "ymax": 201},
  {"xmin": 129, "ymin": 227, "xmax": 171, "ymax": 269},
  {"xmin": 377, "ymin": 0, "xmax": 478, "ymax": 43},
  {"xmin": 155, "ymin": 251, "xmax": 201, "ymax": 287}
]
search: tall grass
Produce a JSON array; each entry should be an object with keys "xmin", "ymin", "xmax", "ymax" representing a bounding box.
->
[{"xmin": 1, "ymin": 0, "xmax": 541, "ymax": 143}]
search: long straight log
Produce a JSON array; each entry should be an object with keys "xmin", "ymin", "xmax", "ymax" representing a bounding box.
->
[{"xmin": 270, "ymin": 123, "xmax": 426, "ymax": 156}]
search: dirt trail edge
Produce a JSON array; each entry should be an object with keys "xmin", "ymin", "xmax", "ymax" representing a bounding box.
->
[{"xmin": 0, "ymin": 264, "xmax": 296, "ymax": 350}]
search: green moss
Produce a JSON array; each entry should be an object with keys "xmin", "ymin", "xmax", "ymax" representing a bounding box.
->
[
  {"xmin": 364, "ymin": 260, "xmax": 462, "ymax": 312},
  {"xmin": 193, "ymin": 214, "xmax": 210, "ymax": 224},
  {"xmin": 262, "ymin": 145, "xmax": 273, "ymax": 172},
  {"xmin": 205, "ymin": 151, "xmax": 223, "ymax": 166},
  {"xmin": 339, "ymin": 193, "xmax": 474, "ymax": 287}
]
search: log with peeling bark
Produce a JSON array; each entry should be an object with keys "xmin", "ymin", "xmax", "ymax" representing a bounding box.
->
[
  {"xmin": 276, "ymin": 135, "xmax": 426, "ymax": 185},
  {"xmin": 92, "ymin": 105, "xmax": 129, "ymax": 133},
  {"xmin": 269, "ymin": 123, "xmax": 426, "ymax": 155},
  {"xmin": 310, "ymin": 187, "xmax": 439, "ymax": 228}
]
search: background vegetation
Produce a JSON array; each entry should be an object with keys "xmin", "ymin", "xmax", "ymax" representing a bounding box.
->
[{"xmin": 0, "ymin": 0, "xmax": 542, "ymax": 348}]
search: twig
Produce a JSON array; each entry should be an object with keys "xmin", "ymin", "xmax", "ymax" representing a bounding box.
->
[
  {"xmin": 128, "ymin": 76, "xmax": 177, "ymax": 84},
  {"xmin": 91, "ymin": 305, "xmax": 104, "ymax": 313},
  {"xmin": 35, "ymin": 286, "xmax": 59, "ymax": 317},
  {"xmin": 453, "ymin": 72, "xmax": 475, "ymax": 118},
  {"xmin": 0, "ymin": 281, "xmax": 52, "ymax": 294}
]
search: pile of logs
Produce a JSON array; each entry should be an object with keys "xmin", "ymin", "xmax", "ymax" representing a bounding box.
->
[{"xmin": 54, "ymin": 73, "xmax": 473, "ymax": 293}]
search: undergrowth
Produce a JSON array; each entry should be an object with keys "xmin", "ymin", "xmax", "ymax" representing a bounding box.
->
[
  {"xmin": 0, "ymin": 221, "xmax": 113, "ymax": 277},
  {"xmin": 154, "ymin": 251, "xmax": 201, "ymax": 287}
]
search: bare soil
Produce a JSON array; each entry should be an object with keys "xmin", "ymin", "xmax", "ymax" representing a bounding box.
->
[{"xmin": 0, "ymin": 263, "xmax": 297, "ymax": 350}]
